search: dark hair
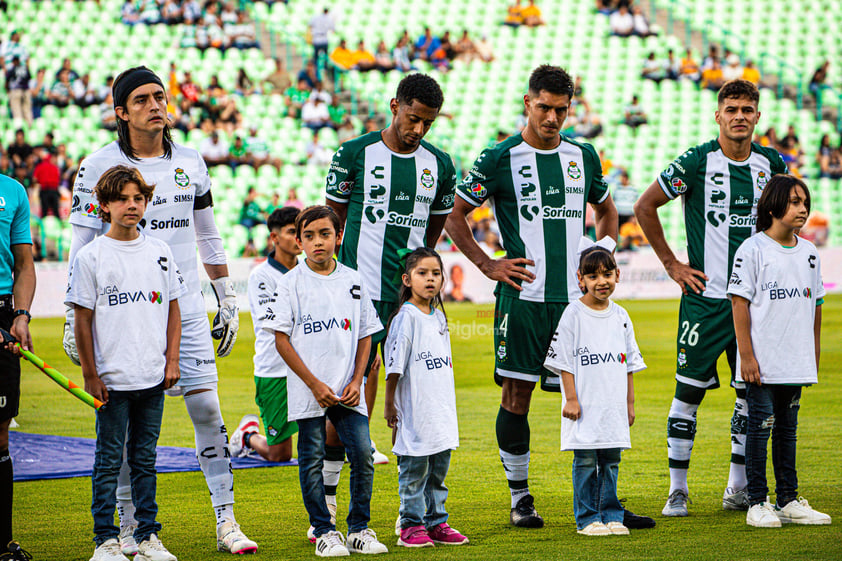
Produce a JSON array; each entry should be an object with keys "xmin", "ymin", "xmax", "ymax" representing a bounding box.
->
[
  {"xmin": 113, "ymin": 67, "xmax": 173, "ymax": 161},
  {"xmin": 578, "ymin": 247, "xmax": 617, "ymax": 293},
  {"xmin": 267, "ymin": 206, "xmax": 300, "ymax": 231},
  {"xmin": 756, "ymin": 174, "xmax": 810, "ymax": 232},
  {"xmin": 95, "ymin": 165, "xmax": 155, "ymax": 223},
  {"xmin": 388, "ymin": 247, "xmax": 447, "ymax": 329},
  {"xmin": 295, "ymin": 205, "xmax": 341, "ymax": 239},
  {"xmin": 395, "ymin": 73, "xmax": 444, "ymax": 110},
  {"xmin": 717, "ymin": 79, "xmax": 759, "ymax": 105},
  {"xmin": 528, "ymin": 65, "xmax": 575, "ymax": 98}
]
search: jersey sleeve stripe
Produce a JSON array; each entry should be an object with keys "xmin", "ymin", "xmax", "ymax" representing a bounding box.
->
[
  {"xmin": 456, "ymin": 190, "xmax": 482, "ymax": 207},
  {"xmin": 325, "ymin": 192, "xmax": 350, "ymax": 203},
  {"xmin": 657, "ymin": 176, "xmax": 678, "ymax": 200},
  {"xmin": 429, "ymin": 208, "xmax": 453, "ymax": 215},
  {"xmin": 596, "ymin": 188, "xmax": 609, "ymax": 204}
]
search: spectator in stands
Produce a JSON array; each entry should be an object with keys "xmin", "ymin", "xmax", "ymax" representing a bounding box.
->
[
  {"xmin": 721, "ymin": 54, "xmax": 743, "ymax": 82},
  {"xmin": 284, "ymin": 77, "xmax": 311, "ymax": 118},
  {"xmin": 680, "ymin": 48, "xmax": 701, "ymax": 82},
  {"xmin": 566, "ymin": 99, "xmax": 602, "ymax": 139},
  {"xmin": 5, "ymin": 56, "xmax": 32, "ymax": 126},
  {"xmin": 619, "ymin": 216, "xmax": 648, "ymax": 251},
  {"xmin": 826, "ymin": 148, "xmax": 842, "ymax": 179},
  {"xmin": 220, "ymin": 1, "xmax": 238, "ymax": 25},
  {"xmin": 328, "ymin": 96, "xmax": 348, "ymax": 130},
  {"xmin": 120, "ymin": 0, "xmax": 140, "ymax": 25},
  {"xmin": 439, "ymin": 31, "xmax": 457, "ymax": 61},
  {"xmin": 239, "ymin": 187, "xmax": 265, "ymax": 230},
  {"xmin": 521, "ymin": 0, "xmax": 545, "ymax": 27},
  {"xmin": 160, "ymin": 0, "xmax": 182, "ymax": 24},
  {"xmin": 309, "ymin": 7, "xmax": 335, "ymax": 66},
  {"xmin": 609, "ymin": 5, "xmax": 634, "ymax": 37},
  {"xmin": 263, "ymin": 58, "xmax": 292, "ymax": 94},
  {"xmin": 32, "ymin": 149, "xmax": 60, "ymax": 218},
  {"xmin": 374, "ymin": 40, "xmax": 394, "ymax": 72},
  {"xmin": 353, "ymin": 40, "xmax": 377, "ymax": 71},
  {"xmin": 430, "ymin": 42, "xmax": 451, "ymax": 72},
  {"xmin": 632, "ymin": 6, "xmax": 653, "ymax": 37},
  {"xmin": 781, "ymin": 124, "xmax": 799, "ymax": 148},
  {"xmin": 12, "ymin": 164, "xmax": 32, "ymax": 194},
  {"xmin": 298, "ymin": 59, "xmax": 319, "ymax": 89},
  {"xmin": 200, "ymin": 131, "xmax": 231, "ymax": 167},
  {"xmin": 137, "ymin": 0, "xmax": 161, "ymax": 24},
  {"xmin": 624, "ymin": 95, "xmax": 647, "ymax": 129},
  {"xmin": 0, "ymin": 154, "xmax": 13, "ymax": 178},
  {"xmin": 742, "ymin": 60, "xmax": 761, "ymax": 85},
  {"xmin": 392, "ymin": 36, "xmax": 415, "ymax": 72},
  {"xmin": 779, "ymin": 136, "xmax": 804, "ymax": 177},
  {"xmin": 301, "ymin": 95, "xmax": 331, "ymax": 131},
  {"xmin": 28, "ymin": 66, "xmax": 48, "ymax": 119},
  {"xmin": 641, "ymin": 52, "xmax": 666, "ymax": 83},
  {"xmin": 54, "ymin": 58, "xmax": 79, "ymax": 82},
  {"xmin": 475, "ymin": 34, "xmax": 495, "ymax": 62},
  {"xmin": 305, "ymin": 130, "xmax": 333, "ymax": 166},
  {"xmin": 206, "ymin": 75, "xmax": 242, "ymax": 133},
  {"xmin": 246, "ymin": 126, "xmax": 282, "ymax": 172},
  {"xmin": 665, "ymin": 49, "xmax": 680, "ymax": 80},
  {"xmin": 235, "ymin": 68, "xmax": 256, "ymax": 96},
  {"xmin": 229, "ymin": 136, "xmax": 250, "ymax": 170},
  {"xmin": 226, "ymin": 11, "xmax": 259, "ymax": 49},
  {"xmin": 594, "ymin": 0, "xmax": 614, "ymax": 15},
  {"xmin": 414, "ymin": 27, "xmax": 441, "ymax": 61},
  {"xmin": 0, "ymin": 30, "xmax": 27, "ymax": 71},
  {"xmin": 7, "ymin": 129, "xmax": 32, "ymax": 168},
  {"xmin": 98, "ymin": 75, "xmax": 113, "ymax": 105},
  {"xmin": 701, "ymin": 45, "xmax": 719, "ymax": 71},
  {"xmin": 330, "ymin": 39, "xmax": 357, "ymax": 71},
  {"xmin": 47, "ymin": 69, "xmax": 73, "ymax": 108},
  {"xmin": 182, "ymin": 0, "xmax": 201, "ymax": 23},
  {"xmin": 454, "ymin": 29, "xmax": 477, "ymax": 62},
  {"xmin": 284, "ymin": 187, "xmax": 304, "ymax": 209},
  {"xmin": 263, "ymin": 193, "xmax": 282, "ymax": 217},
  {"xmin": 800, "ymin": 211, "xmax": 829, "ymax": 247},
  {"xmin": 36, "ymin": 132, "xmax": 57, "ymax": 157},
  {"xmin": 701, "ymin": 59, "xmax": 724, "ymax": 91},
  {"xmin": 309, "ymin": 80, "xmax": 332, "ymax": 104},
  {"xmin": 756, "ymin": 126, "xmax": 779, "ymax": 149},
  {"xmin": 817, "ymin": 134, "xmax": 834, "ymax": 178},
  {"xmin": 241, "ymin": 238, "xmax": 259, "ymax": 258},
  {"xmin": 180, "ymin": 70, "xmax": 203, "ymax": 108},
  {"xmin": 809, "ymin": 60, "xmax": 829, "ymax": 102},
  {"xmin": 72, "ymin": 73, "xmax": 99, "ymax": 108},
  {"xmin": 503, "ymin": 0, "xmax": 524, "ymax": 27},
  {"xmin": 99, "ymin": 92, "xmax": 118, "ymax": 131},
  {"xmin": 613, "ymin": 170, "xmax": 638, "ymax": 226}
]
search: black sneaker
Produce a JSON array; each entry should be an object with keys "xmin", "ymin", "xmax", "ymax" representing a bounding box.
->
[
  {"xmin": 510, "ymin": 494, "xmax": 544, "ymax": 528},
  {"xmin": 622, "ymin": 507, "xmax": 656, "ymax": 529},
  {"xmin": 1, "ymin": 541, "xmax": 33, "ymax": 561}
]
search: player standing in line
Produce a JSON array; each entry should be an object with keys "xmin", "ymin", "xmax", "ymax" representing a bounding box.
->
[
  {"xmin": 229, "ymin": 207, "xmax": 301, "ymax": 462},
  {"xmin": 445, "ymin": 64, "xmax": 655, "ymax": 529},
  {"xmin": 0, "ymin": 174, "xmax": 35, "ymax": 561},
  {"xmin": 633, "ymin": 79, "xmax": 788, "ymax": 517},
  {"xmin": 63, "ymin": 66, "xmax": 256, "ymax": 554},
  {"xmin": 320, "ymin": 73, "xmax": 456, "ymax": 520}
]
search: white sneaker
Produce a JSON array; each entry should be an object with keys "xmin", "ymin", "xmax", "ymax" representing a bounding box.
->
[
  {"xmin": 90, "ymin": 539, "xmax": 130, "ymax": 561},
  {"xmin": 118, "ymin": 524, "xmax": 138, "ymax": 555},
  {"xmin": 746, "ymin": 502, "xmax": 782, "ymax": 528},
  {"xmin": 217, "ymin": 521, "xmax": 258, "ymax": 554},
  {"xmin": 394, "ymin": 513, "xmax": 401, "ymax": 537},
  {"xmin": 134, "ymin": 534, "xmax": 177, "ymax": 561},
  {"xmin": 605, "ymin": 521, "xmax": 630, "ymax": 535},
  {"xmin": 370, "ymin": 440, "xmax": 389, "ymax": 465},
  {"xmin": 662, "ymin": 489, "xmax": 690, "ymax": 517},
  {"xmin": 347, "ymin": 528, "xmax": 388, "ymax": 554},
  {"xmin": 775, "ymin": 497, "xmax": 832, "ymax": 525},
  {"xmin": 308, "ymin": 502, "xmax": 338, "ymax": 543},
  {"xmin": 722, "ymin": 486, "xmax": 750, "ymax": 511},
  {"xmin": 315, "ymin": 530, "xmax": 350, "ymax": 557},
  {"xmin": 228, "ymin": 414, "xmax": 260, "ymax": 458},
  {"xmin": 576, "ymin": 521, "xmax": 611, "ymax": 536}
]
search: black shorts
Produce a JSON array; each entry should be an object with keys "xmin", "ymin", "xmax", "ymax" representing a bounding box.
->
[{"xmin": 0, "ymin": 307, "xmax": 21, "ymax": 422}]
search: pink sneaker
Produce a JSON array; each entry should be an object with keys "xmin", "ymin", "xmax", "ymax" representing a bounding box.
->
[
  {"xmin": 397, "ymin": 525, "xmax": 434, "ymax": 548},
  {"xmin": 428, "ymin": 523, "xmax": 469, "ymax": 545}
]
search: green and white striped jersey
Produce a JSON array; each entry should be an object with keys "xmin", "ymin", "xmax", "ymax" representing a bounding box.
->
[
  {"xmin": 457, "ymin": 133, "xmax": 610, "ymax": 303},
  {"xmin": 325, "ymin": 131, "xmax": 457, "ymax": 303},
  {"xmin": 657, "ymin": 139, "xmax": 787, "ymax": 299}
]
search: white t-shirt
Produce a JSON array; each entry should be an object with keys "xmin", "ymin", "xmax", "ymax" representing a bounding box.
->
[
  {"xmin": 70, "ymin": 142, "xmax": 216, "ymax": 318},
  {"xmin": 384, "ymin": 303, "xmax": 459, "ymax": 457},
  {"xmin": 544, "ymin": 300, "xmax": 646, "ymax": 451},
  {"xmin": 249, "ymin": 257, "xmax": 293, "ymax": 378},
  {"xmin": 65, "ymin": 235, "xmax": 186, "ymax": 391},
  {"xmin": 727, "ymin": 233, "xmax": 824, "ymax": 385},
  {"xmin": 263, "ymin": 261, "xmax": 383, "ymax": 421}
]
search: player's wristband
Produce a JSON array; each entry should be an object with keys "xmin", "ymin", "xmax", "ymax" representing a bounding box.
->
[{"xmin": 13, "ymin": 309, "xmax": 31, "ymax": 322}]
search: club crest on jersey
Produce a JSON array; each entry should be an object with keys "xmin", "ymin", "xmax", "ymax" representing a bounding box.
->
[
  {"xmin": 470, "ymin": 183, "xmax": 487, "ymax": 199},
  {"xmin": 567, "ymin": 161, "xmax": 582, "ymax": 180},
  {"xmin": 678, "ymin": 348, "xmax": 687, "ymax": 368},
  {"xmin": 419, "ymin": 168, "xmax": 435, "ymax": 191},
  {"xmin": 173, "ymin": 167, "xmax": 190, "ymax": 189},
  {"xmin": 756, "ymin": 171, "xmax": 768, "ymax": 190},
  {"xmin": 497, "ymin": 341, "xmax": 507, "ymax": 361},
  {"xmin": 671, "ymin": 178, "xmax": 687, "ymax": 194}
]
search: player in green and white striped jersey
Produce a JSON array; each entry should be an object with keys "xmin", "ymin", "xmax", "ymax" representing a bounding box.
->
[
  {"xmin": 635, "ymin": 80, "xmax": 787, "ymax": 517},
  {"xmin": 447, "ymin": 65, "xmax": 620, "ymax": 528}
]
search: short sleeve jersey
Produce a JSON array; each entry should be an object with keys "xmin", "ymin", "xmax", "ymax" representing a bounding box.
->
[
  {"xmin": 657, "ymin": 139, "xmax": 787, "ymax": 299},
  {"xmin": 0, "ymin": 176, "xmax": 32, "ymax": 295},
  {"xmin": 64, "ymin": 235, "xmax": 186, "ymax": 391},
  {"xmin": 544, "ymin": 300, "xmax": 646, "ymax": 450},
  {"xmin": 325, "ymin": 132, "xmax": 457, "ymax": 303},
  {"xmin": 384, "ymin": 303, "xmax": 459, "ymax": 457},
  {"xmin": 262, "ymin": 261, "xmax": 383, "ymax": 421},
  {"xmin": 727, "ymin": 233, "xmax": 824, "ymax": 385},
  {"xmin": 457, "ymin": 134, "xmax": 610, "ymax": 303},
  {"xmin": 69, "ymin": 141, "xmax": 216, "ymax": 318},
  {"xmin": 249, "ymin": 257, "xmax": 293, "ymax": 378}
]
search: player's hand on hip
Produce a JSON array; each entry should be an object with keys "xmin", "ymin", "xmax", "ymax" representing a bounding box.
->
[
  {"xmin": 480, "ymin": 257, "xmax": 536, "ymax": 290},
  {"xmin": 741, "ymin": 356, "xmax": 762, "ymax": 385},
  {"xmin": 163, "ymin": 361, "xmax": 180, "ymax": 389},
  {"xmin": 339, "ymin": 381, "xmax": 361, "ymax": 407},
  {"xmin": 210, "ymin": 277, "xmax": 239, "ymax": 357},
  {"xmin": 63, "ymin": 305, "xmax": 80, "ymax": 365},
  {"xmin": 665, "ymin": 259, "xmax": 708, "ymax": 295},
  {"xmin": 311, "ymin": 380, "xmax": 340, "ymax": 408},
  {"xmin": 562, "ymin": 399, "xmax": 580, "ymax": 421}
]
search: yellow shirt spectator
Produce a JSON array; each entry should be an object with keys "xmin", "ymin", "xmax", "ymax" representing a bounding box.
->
[
  {"xmin": 504, "ymin": 0, "xmax": 523, "ymax": 25},
  {"xmin": 330, "ymin": 41, "xmax": 356, "ymax": 70},
  {"xmin": 742, "ymin": 65, "xmax": 761, "ymax": 85}
]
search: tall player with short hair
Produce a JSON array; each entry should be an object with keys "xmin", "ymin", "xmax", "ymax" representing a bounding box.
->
[
  {"xmin": 446, "ymin": 65, "xmax": 624, "ymax": 528},
  {"xmin": 634, "ymin": 79, "xmax": 787, "ymax": 517},
  {"xmin": 63, "ymin": 66, "xmax": 257, "ymax": 555}
]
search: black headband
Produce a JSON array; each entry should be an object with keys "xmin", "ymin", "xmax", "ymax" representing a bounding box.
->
[{"xmin": 112, "ymin": 67, "xmax": 164, "ymax": 108}]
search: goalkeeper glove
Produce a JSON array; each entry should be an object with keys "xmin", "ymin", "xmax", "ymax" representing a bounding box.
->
[{"xmin": 210, "ymin": 276, "xmax": 239, "ymax": 357}]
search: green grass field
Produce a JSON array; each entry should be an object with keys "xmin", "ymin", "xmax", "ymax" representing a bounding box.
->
[{"xmin": 13, "ymin": 297, "xmax": 842, "ymax": 560}]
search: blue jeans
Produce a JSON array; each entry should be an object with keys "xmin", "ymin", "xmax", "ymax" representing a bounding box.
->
[
  {"xmin": 297, "ymin": 407, "xmax": 373, "ymax": 537},
  {"xmin": 746, "ymin": 384, "xmax": 801, "ymax": 506},
  {"xmin": 397, "ymin": 450, "xmax": 451, "ymax": 529},
  {"xmin": 92, "ymin": 384, "xmax": 165, "ymax": 545},
  {"xmin": 572, "ymin": 448, "xmax": 623, "ymax": 529}
]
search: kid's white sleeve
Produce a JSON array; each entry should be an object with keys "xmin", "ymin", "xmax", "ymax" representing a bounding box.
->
[
  {"xmin": 543, "ymin": 312, "xmax": 575, "ymax": 376},
  {"xmin": 262, "ymin": 276, "xmax": 294, "ymax": 336},
  {"xmin": 726, "ymin": 241, "xmax": 756, "ymax": 301},
  {"xmin": 64, "ymin": 250, "xmax": 97, "ymax": 310},
  {"xmin": 384, "ymin": 312, "xmax": 411, "ymax": 378},
  {"xmin": 358, "ymin": 281, "xmax": 384, "ymax": 340},
  {"xmin": 624, "ymin": 314, "xmax": 647, "ymax": 374},
  {"xmin": 814, "ymin": 251, "xmax": 826, "ymax": 302}
]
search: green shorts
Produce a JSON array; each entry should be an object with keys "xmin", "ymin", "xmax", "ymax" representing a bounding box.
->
[
  {"xmin": 254, "ymin": 377, "xmax": 298, "ymax": 445},
  {"xmin": 365, "ymin": 300, "xmax": 398, "ymax": 374},
  {"xmin": 493, "ymin": 294, "xmax": 568, "ymax": 392},
  {"xmin": 674, "ymin": 293, "xmax": 740, "ymax": 389}
]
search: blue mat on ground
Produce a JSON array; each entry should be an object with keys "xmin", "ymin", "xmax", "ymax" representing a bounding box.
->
[{"xmin": 10, "ymin": 431, "xmax": 296, "ymax": 482}]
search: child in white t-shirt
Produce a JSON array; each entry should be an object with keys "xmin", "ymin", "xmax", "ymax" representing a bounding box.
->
[
  {"xmin": 383, "ymin": 247, "xmax": 468, "ymax": 548},
  {"xmin": 727, "ymin": 174, "xmax": 831, "ymax": 528},
  {"xmin": 544, "ymin": 237, "xmax": 646, "ymax": 537},
  {"xmin": 65, "ymin": 165, "xmax": 185, "ymax": 561},
  {"xmin": 264, "ymin": 205, "xmax": 388, "ymax": 557}
]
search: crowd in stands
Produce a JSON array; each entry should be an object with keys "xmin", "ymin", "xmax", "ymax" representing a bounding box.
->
[
  {"xmin": 503, "ymin": 0, "xmax": 545, "ymax": 28},
  {"xmin": 638, "ymin": 44, "xmax": 762, "ymax": 92},
  {"xmin": 756, "ymin": 124, "xmax": 806, "ymax": 177}
]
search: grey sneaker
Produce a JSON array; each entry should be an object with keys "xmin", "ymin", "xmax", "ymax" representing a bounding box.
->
[
  {"xmin": 722, "ymin": 486, "xmax": 750, "ymax": 511},
  {"xmin": 662, "ymin": 489, "xmax": 690, "ymax": 517}
]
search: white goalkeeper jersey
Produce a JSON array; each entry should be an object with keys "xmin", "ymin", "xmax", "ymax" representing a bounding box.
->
[{"xmin": 249, "ymin": 257, "xmax": 293, "ymax": 378}]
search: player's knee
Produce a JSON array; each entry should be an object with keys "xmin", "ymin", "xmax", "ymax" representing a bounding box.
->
[{"xmin": 266, "ymin": 443, "xmax": 292, "ymax": 463}]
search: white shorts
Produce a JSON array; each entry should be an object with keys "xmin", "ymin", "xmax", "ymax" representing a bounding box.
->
[{"xmin": 174, "ymin": 314, "xmax": 219, "ymax": 390}]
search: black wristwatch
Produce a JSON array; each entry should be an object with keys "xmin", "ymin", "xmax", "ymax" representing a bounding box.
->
[{"xmin": 13, "ymin": 309, "xmax": 31, "ymax": 322}]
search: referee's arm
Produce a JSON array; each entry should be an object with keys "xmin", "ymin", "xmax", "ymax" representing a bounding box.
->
[{"xmin": 10, "ymin": 244, "xmax": 35, "ymax": 352}]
